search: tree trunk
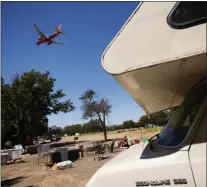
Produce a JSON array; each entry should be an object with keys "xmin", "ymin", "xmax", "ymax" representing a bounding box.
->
[
  {"xmin": 103, "ymin": 125, "xmax": 107, "ymax": 141},
  {"xmin": 103, "ymin": 113, "xmax": 107, "ymax": 141},
  {"xmin": 97, "ymin": 113, "xmax": 107, "ymax": 141}
]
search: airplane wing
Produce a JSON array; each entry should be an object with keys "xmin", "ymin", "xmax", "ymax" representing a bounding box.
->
[
  {"xmin": 51, "ymin": 40, "xmax": 66, "ymax": 45},
  {"xmin": 34, "ymin": 24, "xmax": 47, "ymax": 39}
]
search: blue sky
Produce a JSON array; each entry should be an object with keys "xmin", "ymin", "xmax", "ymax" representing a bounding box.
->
[{"xmin": 2, "ymin": 2, "xmax": 145, "ymax": 127}]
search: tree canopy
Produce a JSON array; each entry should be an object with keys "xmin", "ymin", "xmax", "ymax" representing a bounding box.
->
[
  {"xmin": 1, "ymin": 70, "xmax": 75, "ymax": 146},
  {"xmin": 49, "ymin": 125, "xmax": 63, "ymax": 136},
  {"xmin": 122, "ymin": 120, "xmax": 136, "ymax": 129},
  {"xmin": 79, "ymin": 89, "xmax": 112, "ymax": 140},
  {"xmin": 62, "ymin": 119, "xmax": 102, "ymax": 136},
  {"xmin": 138, "ymin": 111, "xmax": 170, "ymax": 127}
]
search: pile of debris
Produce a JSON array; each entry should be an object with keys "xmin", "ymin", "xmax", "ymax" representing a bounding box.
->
[{"xmin": 50, "ymin": 160, "xmax": 75, "ymax": 171}]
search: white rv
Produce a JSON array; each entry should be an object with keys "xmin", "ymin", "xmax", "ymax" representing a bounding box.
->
[{"xmin": 86, "ymin": 2, "xmax": 206, "ymax": 187}]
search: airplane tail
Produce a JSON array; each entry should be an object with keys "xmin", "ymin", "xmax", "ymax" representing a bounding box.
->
[
  {"xmin": 57, "ymin": 25, "xmax": 62, "ymax": 32},
  {"xmin": 56, "ymin": 25, "xmax": 66, "ymax": 35}
]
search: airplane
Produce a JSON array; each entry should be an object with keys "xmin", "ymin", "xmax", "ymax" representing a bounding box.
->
[{"xmin": 34, "ymin": 24, "xmax": 66, "ymax": 46}]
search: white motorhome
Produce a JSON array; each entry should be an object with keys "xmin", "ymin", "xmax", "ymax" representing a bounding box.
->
[{"xmin": 86, "ymin": 2, "xmax": 206, "ymax": 187}]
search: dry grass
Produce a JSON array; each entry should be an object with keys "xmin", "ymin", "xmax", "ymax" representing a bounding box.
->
[{"xmin": 61, "ymin": 127, "xmax": 162, "ymax": 142}]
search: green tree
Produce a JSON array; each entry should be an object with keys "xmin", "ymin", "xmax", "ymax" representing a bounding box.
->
[
  {"xmin": 123, "ymin": 120, "xmax": 136, "ymax": 129},
  {"xmin": 49, "ymin": 125, "xmax": 63, "ymax": 136},
  {"xmin": 137, "ymin": 110, "xmax": 172, "ymax": 128},
  {"xmin": 137, "ymin": 115, "xmax": 150, "ymax": 127},
  {"xmin": 83, "ymin": 119, "xmax": 102, "ymax": 133},
  {"xmin": 79, "ymin": 89, "xmax": 111, "ymax": 140},
  {"xmin": 149, "ymin": 111, "xmax": 168, "ymax": 126},
  {"xmin": 63, "ymin": 124, "xmax": 83, "ymax": 136},
  {"xmin": 1, "ymin": 70, "xmax": 75, "ymax": 146},
  {"xmin": 107, "ymin": 124, "xmax": 123, "ymax": 131}
]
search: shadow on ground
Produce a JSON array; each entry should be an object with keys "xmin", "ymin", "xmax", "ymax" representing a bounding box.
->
[
  {"xmin": 9, "ymin": 160, "xmax": 27, "ymax": 165},
  {"xmin": 50, "ymin": 140, "xmax": 87, "ymax": 148},
  {"xmin": 1, "ymin": 176, "xmax": 27, "ymax": 187},
  {"xmin": 101, "ymin": 156, "xmax": 110, "ymax": 160}
]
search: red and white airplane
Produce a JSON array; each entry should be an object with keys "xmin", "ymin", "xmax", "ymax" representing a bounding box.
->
[{"xmin": 34, "ymin": 24, "xmax": 66, "ymax": 46}]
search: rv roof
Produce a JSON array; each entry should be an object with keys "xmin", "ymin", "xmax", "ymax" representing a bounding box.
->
[
  {"xmin": 101, "ymin": 2, "xmax": 206, "ymax": 74},
  {"xmin": 101, "ymin": 2, "xmax": 206, "ymax": 114}
]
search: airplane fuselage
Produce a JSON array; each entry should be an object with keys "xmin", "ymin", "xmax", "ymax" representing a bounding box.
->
[{"xmin": 36, "ymin": 32, "xmax": 60, "ymax": 46}]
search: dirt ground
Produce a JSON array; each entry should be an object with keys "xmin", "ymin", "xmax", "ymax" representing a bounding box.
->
[
  {"xmin": 1, "ymin": 130, "xmax": 160, "ymax": 187},
  {"xmin": 1, "ymin": 150, "xmax": 122, "ymax": 187}
]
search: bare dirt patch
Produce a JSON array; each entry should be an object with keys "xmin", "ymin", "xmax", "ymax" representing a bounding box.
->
[
  {"xmin": 2, "ymin": 152, "xmax": 121, "ymax": 187},
  {"xmin": 2, "ymin": 130, "xmax": 160, "ymax": 187}
]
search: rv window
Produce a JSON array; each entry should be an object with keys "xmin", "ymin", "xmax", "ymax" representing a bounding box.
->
[
  {"xmin": 167, "ymin": 2, "xmax": 207, "ymax": 29},
  {"xmin": 155, "ymin": 82, "xmax": 206, "ymax": 147}
]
